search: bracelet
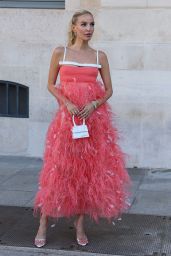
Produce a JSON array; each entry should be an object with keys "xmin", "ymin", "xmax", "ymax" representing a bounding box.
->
[{"xmin": 92, "ymin": 100, "xmax": 98, "ymax": 109}]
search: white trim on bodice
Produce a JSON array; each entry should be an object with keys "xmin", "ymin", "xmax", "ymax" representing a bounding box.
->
[
  {"xmin": 59, "ymin": 47, "xmax": 102, "ymax": 69},
  {"xmin": 59, "ymin": 60, "xmax": 102, "ymax": 68}
]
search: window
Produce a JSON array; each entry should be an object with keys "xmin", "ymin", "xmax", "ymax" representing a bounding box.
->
[
  {"xmin": 0, "ymin": 0, "xmax": 65, "ymax": 9},
  {"xmin": 0, "ymin": 81, "xmax": 29, "ymax": 118}
]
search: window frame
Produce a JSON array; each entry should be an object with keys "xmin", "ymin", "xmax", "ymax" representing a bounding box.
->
[
  {"xmin": 0, "ymin": 80, "xmax": 29, "ymax": 118},
  {"xmin": 0, "ymin": 0, "xmax": 65, "ymax": 9}
]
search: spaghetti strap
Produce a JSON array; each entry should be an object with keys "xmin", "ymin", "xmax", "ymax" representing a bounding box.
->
[
  {"xmin": 63, "ymin": 46, "xmax": 67, "ymax": 61},
  {"xmin": 96, "ymin": 50, "xmax": 99, "ymax": 65},
  {"xmin": 58, "ymin": 47, "xmax": 102, "ymax": 68}
]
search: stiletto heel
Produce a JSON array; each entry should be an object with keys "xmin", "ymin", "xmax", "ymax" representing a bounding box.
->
[{"xmin": 74, "ymin": 220, "xmax": 89, "ymax": 246}]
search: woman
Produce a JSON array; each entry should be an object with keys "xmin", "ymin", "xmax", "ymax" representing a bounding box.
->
[{"xmin": 34, "ymin": 9, "xmax": 132, "ymax": 248}]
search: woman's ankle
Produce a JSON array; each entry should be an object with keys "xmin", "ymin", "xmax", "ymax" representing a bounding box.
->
[
  {"xmin": 39, "ymin": 215, "xmax": 48, "ymax": 227},
  {"xmin": 77, "ymin": 214, "xmax": 84, "ymax": 222},
  {"xmin": 75, "ymin": 215, "xmax": 85, "ymax": 229}
]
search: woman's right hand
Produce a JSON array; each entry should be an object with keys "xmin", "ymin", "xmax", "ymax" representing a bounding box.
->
[{"xmin": 65, "ymin": 101, "xmax": 80, "ymax": 116}]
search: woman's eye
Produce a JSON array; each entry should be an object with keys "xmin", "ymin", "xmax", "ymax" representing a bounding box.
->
[
  {"xmin": 80, "ymin": 22, "xmax": 95, "ymax": 27},
  {"xmin": 81, "ymin": 23, "xmax": 87, "ymax": 26}
]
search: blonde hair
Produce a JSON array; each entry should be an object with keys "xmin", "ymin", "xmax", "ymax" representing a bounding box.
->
[{"xmin": 67, "ymin": 10, "xmax": 94, "ymax": 47}]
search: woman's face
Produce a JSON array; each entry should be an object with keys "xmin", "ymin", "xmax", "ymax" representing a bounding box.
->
[{"xmin": 73, "ymin": 14, "xmax": 95, "ymax": 41}]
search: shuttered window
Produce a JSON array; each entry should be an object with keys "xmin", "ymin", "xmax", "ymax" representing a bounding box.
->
[
  {"xmin": 0, "ymin": 81, "xmax": 29, "ymax": 118},
  {"xmin": 0, "ymin": 0, "xmax": 65, "ymax": 9}
]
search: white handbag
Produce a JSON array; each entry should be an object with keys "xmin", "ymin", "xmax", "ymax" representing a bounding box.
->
[{"xmin": 71, "ymin": 115, "xmax": 90, "ymax": 139}]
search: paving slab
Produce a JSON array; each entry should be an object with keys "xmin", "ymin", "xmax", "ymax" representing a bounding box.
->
[
  {"xmin": 147, "ymin": 169, "xmax": 171, "ymax": 179},
  {"xmin": 129, "ymin": 190, "xmax": 171, "ymax": 216},
  {"xmin": 17, "ymin": 167, "xmax": 41, "ymax": 176},
  {"xmin": 0, "ymin": 190, "xmax": 35, "ymax": 207},
  {"xmin": 0, "ymin": 174, "xmax": 14, "ymax": 185},
  {"xmin": 0, "ymin": 167, "xmax": 22, "ymax": 177},
  {"xmin": 0, "ymin": 173, "xmax": 38, "ymax": 192},
  {"xmin": 139, "ymin": 177, "xmax": 171, "ymax": 192}
]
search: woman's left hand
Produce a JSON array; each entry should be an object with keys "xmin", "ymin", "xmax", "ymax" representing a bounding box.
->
[{"xmin": 77, "ymin": 102, "xmax": 95, "ymax": 120}]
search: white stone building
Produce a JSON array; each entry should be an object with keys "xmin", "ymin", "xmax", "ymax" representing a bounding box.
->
[{"xmin": 0, "ymin": 0, "xmax": 171, "ymax": 168}]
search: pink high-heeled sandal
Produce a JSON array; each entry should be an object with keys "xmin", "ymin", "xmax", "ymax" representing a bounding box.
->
[
  {"xmin": 74, "ymin": 220, "xmax": 89, "ymax": 246},
  {"xmin": 34, "ymin": 217, "xmax": 48, "ymax": 248},
  {"xmin": 34, "ymin": 237, "xmax": 46, "ymax": 248}
]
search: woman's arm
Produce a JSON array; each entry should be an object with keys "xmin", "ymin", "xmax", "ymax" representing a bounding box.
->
[
  {"xmin": 77, "ymin": 51, "xmax": 113, "ymax": 120},
  {"xmin": 47, "ymin": 47, "xmax": 71, "ymax": 106},
  {"xmin": 47, "ymin": 47, "xmax": 80, "ymax": 116},
  {"xmin": 96, "ymin": 51, "xmax": 113, "ymax": 107}
]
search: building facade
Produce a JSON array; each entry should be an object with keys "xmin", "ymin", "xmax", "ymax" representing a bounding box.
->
[{"xmin": 0, "ymin": 0, "xmax": 171, "ymax": 168}]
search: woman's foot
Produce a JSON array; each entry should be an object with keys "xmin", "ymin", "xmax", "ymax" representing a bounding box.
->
[
  {"xmin": 34, "ymin": 216, "xmax": 48, "ymax": 248},
  {"xmin": 74, "ymin": 217, "xmax": 88, "ymax": 246}
]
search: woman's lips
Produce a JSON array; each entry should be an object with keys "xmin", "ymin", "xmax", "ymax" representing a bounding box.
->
[{"xmin": 85, "ymin": 33, "xmax": 92, "ymax": 37}]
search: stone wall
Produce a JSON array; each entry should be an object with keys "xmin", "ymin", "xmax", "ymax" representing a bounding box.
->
[{"xmin": 0, "ymin": 0, "xmax": 171, "ymax": 167}]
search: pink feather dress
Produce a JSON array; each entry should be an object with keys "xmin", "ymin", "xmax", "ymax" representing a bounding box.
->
[{"xmin": 33, "ymin": 48, "xmax": 132, "ymax": 223}]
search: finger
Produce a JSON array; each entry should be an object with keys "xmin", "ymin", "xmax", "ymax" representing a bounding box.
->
[
  {"xmin": 75, "ymin": 108, "xmax": 80, "ymax": 113},
  {"xmin": 79, "ymin": 106, "xmax": 86, "ymax": 112},
  {"xmin": 80, "ymin": 105, "xmax": 85, "ymax": 110},
  {"xmin": 79, "ymin": 109, "xmax": 87, "ymax": 115},
  {"xmin": 75, "ymin": 110, "xmax": 79, "ymax": 115},
  {"xmin": 80, "ymin": 114, "xmax": 88, "ymax": 120},
  {"xmin": 79, "ymin": 111, "xmax": 91, "ymax": 119},
  {"xmin": 79, "ymin": 110, "xmax": 87, "ymax": 116},
  {"xmin": 79, "ymin": 112, "xmax": 89, "ymax": 119},
  {"xmin": 77, "ymin": 110, "xmax": 84, "ymax": 116},
  {"xmin": 71, "ymin": 109, "xmax": 76, "ymax": 115},
  {"xmin": 75, "ymin": 110, "xmax": 80, "ymax": 115},
  {"xmin": 71, "ymin": 108, "xmax": 78, "ymax": 114}
]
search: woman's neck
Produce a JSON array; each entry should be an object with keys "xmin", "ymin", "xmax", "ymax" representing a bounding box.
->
[{"xmin": 70, "ymin": 40, "xmax": 90, "ymax": 51}]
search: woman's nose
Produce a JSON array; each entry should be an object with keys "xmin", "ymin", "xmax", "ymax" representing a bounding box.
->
[{"xmin": 86, "ymin": 25, "xmax": 91, "ymax": 30}]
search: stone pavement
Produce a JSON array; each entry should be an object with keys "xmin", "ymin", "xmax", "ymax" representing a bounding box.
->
[
  {"xmin": 0, "ymin": 155, "xmax": 171, "ymax": 255},
  {"xmin": 0, "ymin": 246, "xmax": 112, "ymax": 256}
]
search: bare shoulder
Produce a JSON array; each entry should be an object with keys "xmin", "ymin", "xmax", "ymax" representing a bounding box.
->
[
  {"xmin": 98, "ymin": 50, "xmax": 108, "ymax": 61},
  {"xmin": 90, "ymin": 48, "xmax": 108, "ymax": 63},
  {"xmin": 52, "ymin": 46, "xmax": 64, "ymax": 58},
  {"xmin": 97, "ymin": 50, "xmax": 109, "ymax": 68}
]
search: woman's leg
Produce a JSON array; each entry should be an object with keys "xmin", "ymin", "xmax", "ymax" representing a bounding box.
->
[
  {"xmin": 34, "ymin": 213, "xmax": 48, "ymax": 247},
  {"xmin": 36, "ymin": 213, "xmax": 48, "ymax": 236},
  {"xmin": 74, "ymin": 214, "xmax": 88, "ymax": 245}
]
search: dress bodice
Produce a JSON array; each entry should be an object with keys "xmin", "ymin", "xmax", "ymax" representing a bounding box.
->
[
  {"xmin": 59, "ymin": 46, "xmax": 101, "ymax": 83},
  {"xmin": 59, "ymin": 65, "xmax": 99, "ymax": 83}
]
